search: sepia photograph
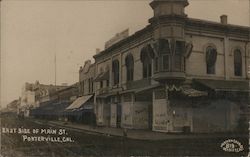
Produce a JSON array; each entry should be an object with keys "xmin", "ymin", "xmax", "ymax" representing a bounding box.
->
[{"xmin": 0, "ymin": 0, "xmax": 250, "ymax": 156}]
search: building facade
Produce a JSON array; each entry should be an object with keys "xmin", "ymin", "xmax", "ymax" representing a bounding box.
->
[
  {"xmin": 79, "ymin": 60, "xmax": 95, "ymax": 97},
  {"xmin": 31, "ymin": 83, "xmax": 79, "ymax": 120},
  {"xmin": 64, "ymin": 60, "xmax": 96, "ymax": 124},
  {"xmin": 81, "ymin": 0, "xmax": 249, "ymax": 133},
  {"xmin": 19, "ymin": 81, "xmax": 67, "ymax": 117}
]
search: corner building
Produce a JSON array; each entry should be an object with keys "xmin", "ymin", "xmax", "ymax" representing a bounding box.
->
[{"xmin": 92, "ymin": 0, "xmax": 250, "ymax": 133}]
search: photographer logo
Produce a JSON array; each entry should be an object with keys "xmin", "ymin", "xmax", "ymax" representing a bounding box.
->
[{"xmin": 221, "ymin": 139, "xmax": 244, "ymax": 153}]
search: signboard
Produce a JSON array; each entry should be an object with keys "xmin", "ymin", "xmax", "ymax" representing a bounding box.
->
[{"xmin": 105, "ymin": 29, "xmax": 129, "ymax": 49}]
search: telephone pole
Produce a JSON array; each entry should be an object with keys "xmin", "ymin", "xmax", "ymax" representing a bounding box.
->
[{"xmin": 54, "ymin": 52, "xmax": 57, "ymax": 87}]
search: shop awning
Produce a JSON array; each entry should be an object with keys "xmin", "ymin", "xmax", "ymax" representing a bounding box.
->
[
  {"xmin": 118, "ymin": 84, "xmax": 160, "ymax": 95},
  {"xmin": 96, "ymin": 92, "xmax": 117, "ymax": 98},
  {"xmin": 31, "ymin": 101, "xmax": 70, "ymax": 116},
  {"xmin": 66, "ymin": 95, "xmax": 93, "ymax": 110},
  {"xmin": 182, "ymin": 86, "xmax": 208, "ymax": 97},
  {"xmin": 194, "ymin": 79, "xmax": 249, "ymax": 92},
  {"xmin": 94, "ymin": 71, "xmax": 109, "ymax": 82},
  {"xmin": 135, "ymin": 84, "xmax": 161, "ymax": 94}
]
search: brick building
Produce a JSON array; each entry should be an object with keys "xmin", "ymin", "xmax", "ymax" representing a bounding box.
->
[{"xmin": 81, "ymin": 0, "xmax": 250, "ymax": 133}]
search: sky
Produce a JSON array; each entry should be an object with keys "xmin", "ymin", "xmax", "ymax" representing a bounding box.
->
[{"xmin": 1, "ymin": 0, "xmax": 250, "ymax": 107}]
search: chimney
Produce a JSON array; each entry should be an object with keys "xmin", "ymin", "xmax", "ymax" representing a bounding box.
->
[{"xmin": 220, "ymin": 15, "xmax": 227, "ymax": 24}]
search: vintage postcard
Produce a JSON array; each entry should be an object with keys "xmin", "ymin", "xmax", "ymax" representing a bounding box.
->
[{"xmin": 0, "ymin": 0, "xmax": 250, "ymax": 156}]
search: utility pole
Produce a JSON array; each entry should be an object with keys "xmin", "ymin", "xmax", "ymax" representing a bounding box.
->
[
  {"xmin": 54, "ymin": 52, "xmax": 57, "ymax": 87},
  {"xmin": 0, "ymin": 0, "xmax": 2, "ymax": 156}
]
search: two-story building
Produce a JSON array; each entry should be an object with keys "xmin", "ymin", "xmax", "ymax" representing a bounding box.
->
[
  {"xmin": 65, "ymin": 60, "xmax": 96, "ymax": 124},
  {"xmin": 83, "ymin": 0, "xmax": 249, "ymax": 133}
]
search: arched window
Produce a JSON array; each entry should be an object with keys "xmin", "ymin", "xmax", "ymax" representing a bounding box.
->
[
  {"xmin": 125, "ymin": 54, "xmax": 134, "ymax": 82},
  {"xmin": 112, "ymin": 60, "xmax": 119, "ymax": 85},
  {"xmin": 206, "ymin": 46, "xmax": 217, "ymax": 74},
  {"xmin": 234, "ymin": 49, "xmax": 242, "ymax": 76},
  {"xmin": 141, "ymin": 47, "xmax": 152, "ymax": 79},
  {"xmin": 105, "ymin": 65, "xmax": 110, "ymax": 87}
]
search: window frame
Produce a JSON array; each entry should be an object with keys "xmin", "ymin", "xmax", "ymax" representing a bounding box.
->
[
  {"xmin": 112, "ymin": 60, "xmax": 120, "ymax": 86},
  {"xmin": 125, "ymin": 54, "xmax": 134, "ymax": 82},
  {"xmin": 205, "ymin": 45, "xmax": 217, "ymax": 75},
  {"xmin": 233, "ymin": 49, "xmax": 242, "ymax": 76},
  {"xmin": 141, "ymin": 46, "xmax": 153, "ymax": 79}
]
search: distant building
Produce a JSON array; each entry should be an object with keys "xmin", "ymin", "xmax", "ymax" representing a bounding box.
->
[
  {"xmin": 19, "ymin": 81, "xmax": 67, "ymax": 117},
  {"xmin": 79, "ymin": 60, "xmax": 95, "ymax": 96},
  {"xmin": 50, "ymin": 83, "xmax": 79, "ymax": 103},
  {"xmin": 31, "ymin": 83, "xmax": 79, "ymax": 120},
  {"xmin": 20, "ymin": 83, "xmax": 35, "ymax": 108},
  {"xmin": 78, "ymin": 0, "xmax": 250, "ymax": 133},
  {"xmin": 6, "ymin": 99, "xmax": 20, "ymax": 113}
]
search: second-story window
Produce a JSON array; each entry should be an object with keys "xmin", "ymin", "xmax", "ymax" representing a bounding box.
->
[
  {"xmin": 154, "ymin": 57, "xmax": 159, "ymax": 72},
  {"xmin": 91, "ymin": 78, "xmax": 94, "ymax": 93},
  {"xmin": 106, "ymin": 80, "xmax": 109, "ymax": 87},
  {"xmin": 159, "ymin": 39, "xmax": 171, "ymax": 71},
  {"xmin": 152, "ymin": 39, "xmax": 185, "ymax": 73},
  {"xmin": 141, "ymin": 46, "xmax": 153, "ymax": 79},
  {"xmin": 79, "ymin": 82, "xmax": 82, "ymax": 94},
  {"xmin": 88, "ymin": 78, "xmax": 90, "ymax": 93},
  {"xmin": 206, "ymin": 46, "xmax": 217, "ymax": 74},
  {"xmin": 142, "ymin": 57, "xmax": 152, "ymax": 79},
  {"xmin": 88, "ymin": 78, "xmax": 93, "ymax": 93},
  {"xmin": 82, "ymin": 81, "xmax": 84, "ymax": 94},
  {"xmin": 125, "ymin": 54, "xmax": 134, "ymax": 82},
  {"xmin": 174, "ymin": 41, "xmax": 185, "ymax": 71},
  {"xmin": 100, "ymin": 81, "xmax": 103, "ymax": 88},
  {"xmin": 234, "ymin": 49, "xmax": 242, "ymax": 76},
  {"xmin": 112, "ymin": 60, "xmax": 120, "ymax": 85}
]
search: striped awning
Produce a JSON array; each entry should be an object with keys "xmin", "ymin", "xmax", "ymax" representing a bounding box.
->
[
  {"xmin": 194, "ymin": 79, "xmax": 249, "ymax": 92},
  {"xmin": 182, "ymin": 87, "xmax": 208, "ymax": 97},
  {"xmin": 66, "ymin": 95, "xmax": 93, "ymax": 110}
]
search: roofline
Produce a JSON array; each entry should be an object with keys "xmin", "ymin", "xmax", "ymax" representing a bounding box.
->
[
  {"xmin": 93, "ymin": 24, "xmax": 153, "ymax": 59},
  {"xmin": 94, "ymin": 16, "xmax": 250, "ymax": 59},
  {"xmin": 150, "ymin": 0, "xmax": 189, "ymax": 9},
  {"xmin": 187, "ymin": 17, "xmax": 250, "ymax": 31}
]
